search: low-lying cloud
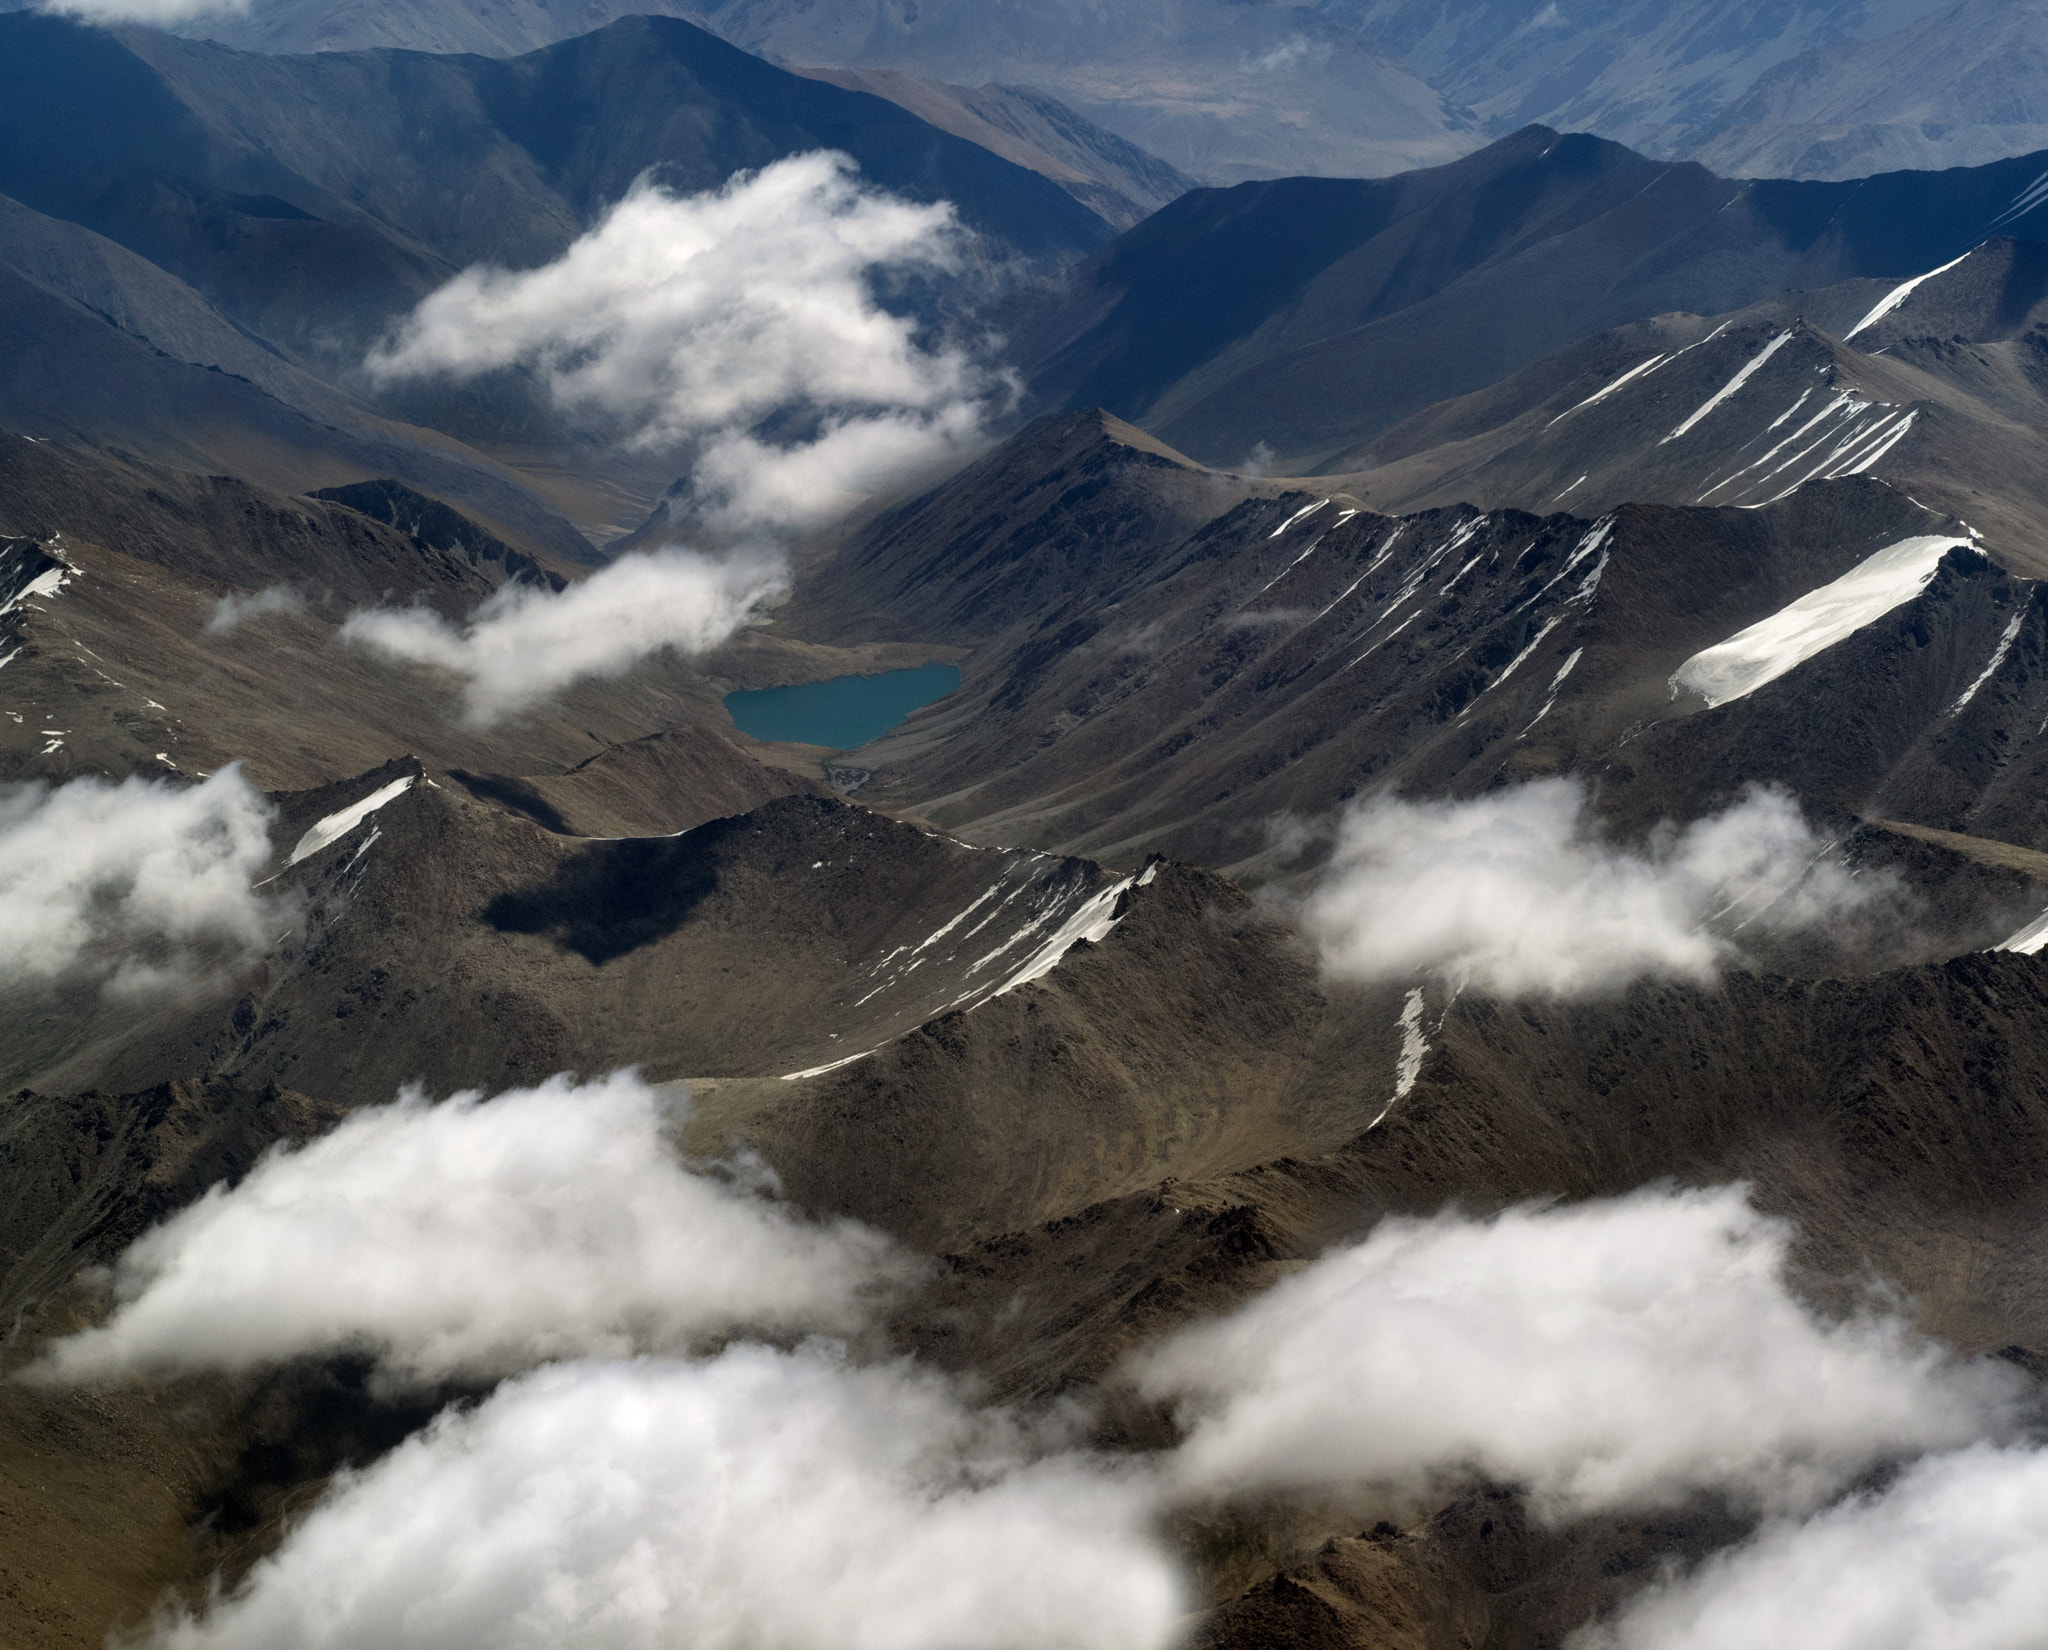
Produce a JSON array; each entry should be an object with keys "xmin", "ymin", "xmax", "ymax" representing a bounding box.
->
[
  {"xmin": 337, "ymin": 546, "xmax": 783, "ymax": 724},
  {"xmin": 366, "ymin": 152, "xmax": 997, "ymax": 537},
  {"xmin": 31, "ymin": 1071, "xmax": 914, "ymax": 1386},
  {"xmin": 1304, "ymin": 779, "xmax": 1887, "ymax": 996},
  {"xmin": 143, "ymin": 1346, "xmax": 1183, "ymax": 1650},
  {"xmin": 1130, "ymin": 1185, "xmax": 2017, "ymax": 1518},
  {"xmin": 36, "ymin": 1118, "xmax": 2034, "ymax": 1649},
  {"xmin": 1580, "ymin": 1442, "xmax": 2048, "ymax": 1650},
  {"xmin": 0, "ymin": 767, "xmax": 276, "ymax": 995}
]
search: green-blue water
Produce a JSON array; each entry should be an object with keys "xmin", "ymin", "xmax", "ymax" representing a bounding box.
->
[{"xmin": 722, "ymin": 662, "xmax": 961, "ymax": 749}]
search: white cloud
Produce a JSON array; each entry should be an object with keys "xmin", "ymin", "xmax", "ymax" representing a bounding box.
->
[
  {"xmin": 1129, "ymin": 1185, "xmax": 2018, "ymax": 1519},
  {"xmin": 1303, "ymin": 779, "xmax": 1888, "ymax": 997},
  {"xmin": 36, "ymin": 0, "xmax": 245, "ymax": 22},
  {"xmin": 337, "ymin": 546, "xmax": 784, "ymax": 725},
  {"xmin": 1579, "ymin": 1443, "xmax": 2048, "ymax": 1650},
  {"xmin": 1244, "ymin": 34, "xmax": 1334, "ymax": 73},
  {"xmin": 366, "ymin": 153, "xmax": 996, "ymax": 537},
  {"xmin": 205, "ymin": 584, "xmax": 305, "ymax": 636},
  {"xmin": 693, "ymin": 399, "xmax": 989, "ymax": 536},
  {"xmin": 140, "ymin": 1347, "xmax": 1185, "ymax": 1650},
  {"xmin": 29, "ymin": 1071, "xmax": 915, "ymax": 1387},
  {"xmin": 0, "ymin": 767, "xmax": 276, "ymax": 995}
]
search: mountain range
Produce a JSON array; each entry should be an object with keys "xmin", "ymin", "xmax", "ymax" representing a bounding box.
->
[
  {"xmin": 11, "ymin": 9, "xmax": 2048, "ymax": 1650},
  {"xmin": 26, "ymin": 0, "xmax": 2044, "ymax": 185}
]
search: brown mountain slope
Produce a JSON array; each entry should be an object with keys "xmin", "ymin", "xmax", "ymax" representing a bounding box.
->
[{"xmin": 785, "ymin": 414, "xmax": 2048, "ymax": 908}]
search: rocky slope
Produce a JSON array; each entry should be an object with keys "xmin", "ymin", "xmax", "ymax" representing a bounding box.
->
[
  {"xmin": 782, "ymin": 410, "xmax": 2048, "ymax": 914},
  {"xmin": 1329, "ymin": 299, "xmax": 2048, "ymax": 569}
]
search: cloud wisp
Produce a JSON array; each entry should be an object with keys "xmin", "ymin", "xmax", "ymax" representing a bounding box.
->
[
  {"xmin": 1304, "ymin": 779, "xmax": 1888, "ymax": 997},
  {"xmin": 142, "ymin": 1346, "xmax": 1185, "ymax": 1650},
  {"xmin": 29, "ymin": 1071, "xmax": 915, "ymax": 1387},
  {"xmin": 336, "ymin": 546, "xmax": 783, "ymax": 725},
  {"xmin": 365, "ymin": 152, "xmax": 999, "ymax": 537},
  {"xmin": 0, "ymin": 767, "xmax": 277, "ymax": 996},
  {"xmin": 35, "ymin": 0, "xmax": 245, "ymax": 22},
  {"xmin": 1129, "ymin": 1185, "xmax": 2019, "ymax": 1519},
  {"xmin": 349, "ymin": 152, "xmax": 1007, "ymax": 718},
  {"xmin": 206, "ymin": 584, "xmax": 306, "ymax": 636},
  {"xmin": 1579, "ymin": 1442, "xmax": 2048, "ymax": 1650}
]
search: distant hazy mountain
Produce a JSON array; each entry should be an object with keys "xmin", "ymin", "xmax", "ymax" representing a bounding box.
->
[
  {"xmin": 1348, "ymin": 0, "xmax": 1952, "ymax": 155},
  {"xmin": 33, "ymin": 0, "xmax": 1489, "ymax": 184},
  {"xmin": 1685, "ymin": 0, "xmax": 2048, "ymax": 179},
  {"xmin": 679, "ymin": 0, "xmax": 1480, "ymax": 183},
  {"xmin": 170, "ymin": 0, "xmax": 711, "ymax": 56},
  {"xmin": 70, "ymin": 0, "xmax": 2048, "ymax": 184}
]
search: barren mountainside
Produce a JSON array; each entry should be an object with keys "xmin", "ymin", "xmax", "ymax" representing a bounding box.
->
[{"xmin": 8, "ymin": 16, "xmax": 2048, "ymax": 1650}]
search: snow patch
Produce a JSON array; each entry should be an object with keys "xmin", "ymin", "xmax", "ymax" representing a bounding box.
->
[
  {"xmin": 909, "ymin": 882, "xmax": 1005, "ymax": 953},
  {"xmin": 1846, "ymin": 251, "xmax": 1975, "ymax": 339},
  {"xmin": 1258, "ymin": 535, "xmax": 1323, "ymax": 593},
  {"xmin": 1993, "ymin": 170, "xmax": 2048, "ymax": 230},
  {"xmin": 1, "ymin": 560, "xmax": 72, "ymax": 621},
  {"xmin": 1370, "ymin": 988, "xmax": 1428, "ymax": 1128},
  {"xmin": 1464, "ymin": 618, "xmax": 1563, "ymax": 716},
  {"xmin": 989, "ymin": 873, "xmax": 1136, "ymax": 997},
  {"xmin": 1673, "ymin": 536, "xmax": 1971, "ymax": 708},
  {"xmin": 1535, "ymin": 519, "xmax": 1614, "ymax": 600},
  {"xmin": 287, "ymin": 775, "xmax": 416, "ymax": 867},
  {"xmin": 1767, "ymin": 388, "xmax": 1815, "ymax": 431},
  {"xmin": 1268, "ymin": 498, "xmax": 1329, "ymax": 538},
  {"xmin": 1521, "ymin": 646, "xmax": 1585, "ymax": 734}
]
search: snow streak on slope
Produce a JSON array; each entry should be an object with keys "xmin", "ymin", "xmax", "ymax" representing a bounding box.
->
[
  {"xmin": 1547, "ymin": 353, "xmax": 1669, "ymax": 427},
  {"xmin": 1548, "ymin": 321, "xmax": 1738, "ymax": 430},
  {"xmin": 1673, "ymin": 536, "xmax": 1972, "ymax": 708},
  {"xmin": 778, "ymin": 854, "xmax": 1157, "ymax": 1080},
  {"xmin": 287, "ymin": 776, "xmax": 417, "ymax": 867},
  {"xmin": 1370, "ymin": 987, "xmax": 1428, "ymax": 1129},
  {"xmin": 1845, "ymin": 251, "xmax": 1976, "ymax": 340},
  {"xmin": 1662, "ymin": 331, "xmax": 1794, "ymax": 444},
  {"xmin": 0, "ymin": 555, "xmax": 71, "ymax": 620},
  {"xmin": 1697, "ymin": 388, "xmax": 1920, "ymax": 508},
  {"xmin": 1995, "ymin": 905, "xmax": 2048, "ymax": 955},
  {"xmin": 1950, "ymin": 606, "xmax": 2028, "ymax": 715},
  {"xmin": 0, "ymin": 540, "xmax": 76, "ymax": 680}
]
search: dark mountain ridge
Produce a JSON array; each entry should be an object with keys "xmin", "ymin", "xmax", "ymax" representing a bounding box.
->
[
  {"xmin": 1013, "ymin": 125, "xmax": 2048, "ymax": 468},
  {"xmin": 783, "ymin": 411, "xmax": 2048, "ymax": 910},
  {"xmin": 0, "ymin": 11, "xmax": 1115, "ymax": 544},
  {"xmin": 0, "ymin": 12, "xmax": 1110, "ymax": 351}
]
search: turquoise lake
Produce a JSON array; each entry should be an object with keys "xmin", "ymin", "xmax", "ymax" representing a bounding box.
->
[{"xmin": 722, "ymin": 662, "xmax": 961, "ymax": 749}]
